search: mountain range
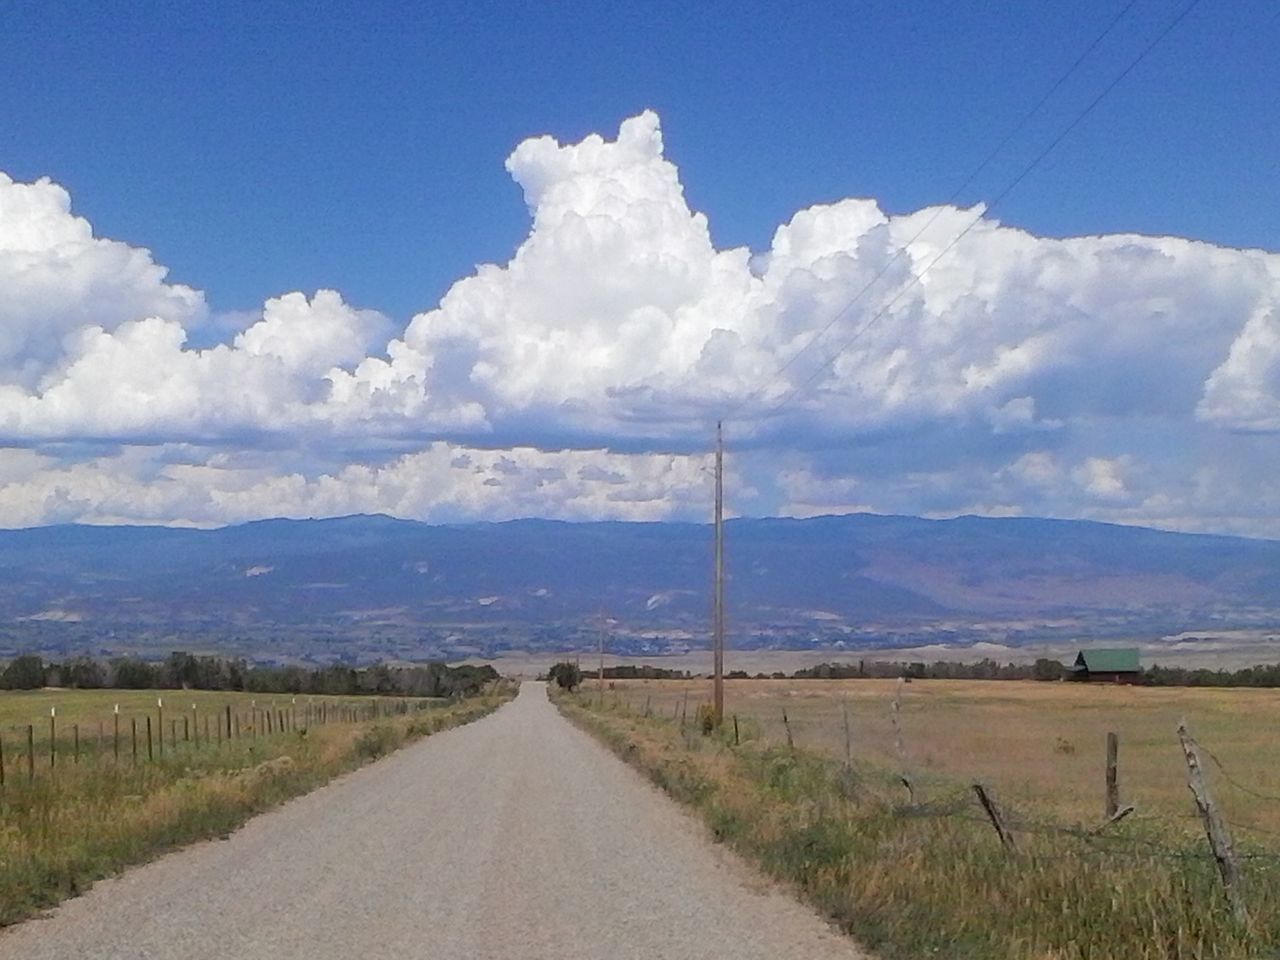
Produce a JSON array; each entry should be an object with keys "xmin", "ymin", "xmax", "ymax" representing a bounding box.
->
[{"xmin": 1, "ymin": 513, "xmax": 1278, "ymax": 663}]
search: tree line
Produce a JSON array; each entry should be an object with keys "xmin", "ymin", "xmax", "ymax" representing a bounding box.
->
[
  {"xmin": 549, "ymin": 657, "xmax": 1280, "ymax": 688},
  {"xmin": 0, "ymin": 652, "xmax": 499, "ymax": 698},
  {"xmin": 788, "ymin": 658, "xmax": 1280, "ymax": 686}
]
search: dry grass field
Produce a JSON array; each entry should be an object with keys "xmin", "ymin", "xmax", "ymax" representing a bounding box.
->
[
  {"xmin": 561, "ymin": 681, "xmax": 1280, "ymax": 958},
  {"xmin": 603, "ymin": 678, "xmax": 1280, "ymax": 843},
  {"xmin": 0, "ymin": 689, "xmax": 434, "ymax": 755}
]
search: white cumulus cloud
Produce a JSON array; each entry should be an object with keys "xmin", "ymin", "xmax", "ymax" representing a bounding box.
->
[{"xmin": 1, "ymin": 112, "xmax": 1280, "ymax": 532}]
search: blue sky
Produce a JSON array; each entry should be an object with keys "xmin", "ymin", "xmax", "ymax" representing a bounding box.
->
[
  {"xmin": 2, "ymin": 0, "xmax": 1280, "ymax": 535},
  {"xmin": 4, "ymin": 0, "xmax": 1275, "ymax": 321}
]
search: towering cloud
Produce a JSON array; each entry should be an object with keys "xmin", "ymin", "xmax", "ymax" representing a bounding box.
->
[{"xmin": 0, "ymin": 114, "xmax": 1278, "ymax": 532}]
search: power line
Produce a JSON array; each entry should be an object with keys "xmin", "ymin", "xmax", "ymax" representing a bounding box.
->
[
  {"xmin": 730, "ymin": 0, "xmax": 1204, "ymax": 425},
  {"xmin": 726, "ymin": 0, "xmax": 1141, "ymax": 420}
]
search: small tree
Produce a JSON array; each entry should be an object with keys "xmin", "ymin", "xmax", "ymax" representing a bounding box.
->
[
  {"xmin": 548, "ymin": 661, "xmax": 582, "ymax": 691},
  {"xmin": 1032, "ymin": 658, "xmax": 1066, "ymax": 682},
  {"xmin": 0, "ymin": 654, "xmax": 45, "ymax": 690}
]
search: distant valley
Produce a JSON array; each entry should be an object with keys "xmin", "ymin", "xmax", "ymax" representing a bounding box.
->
[{"xmin": 1, "ymin": 513, "xmax": 1278, "ymax": 666}]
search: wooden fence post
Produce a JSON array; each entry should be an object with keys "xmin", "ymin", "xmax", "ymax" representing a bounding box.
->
[
  {"xmin": 73, "ymin": 724, "xmax": 79, "ymax": 765},
  {"xmin": 973, "ymin": 783, "xmax": 1018, "ymax": 852},
  {"xmin": 114, "ymin": 705, "xmax": 120, "ymax": 763},
  {"xmin": 842, "ymin": 697, "xmax": 853, "ymax": 767},
  {"xmin": 26, "ymin": 724, "xmax": 34, "ymax": 782},
  {"xmin": 733, "ymin": 714, "xmax": 740, "ymax": 746},
  {"xmin": 49, "ymin": 708, "xmax": 56, "ymax": 769},
  {"xmin": 1177, "ymin": 720, "xmax": 1248, "ymax": 925},
  {"xmin": 891, "ymin": 678, "xmax": 915, "ymax": 805},
  {"xmin": 1106, "ymin": 732, "xmax": 1120, "ymax": 819},
  {"xmin": 157, "ymin": 699, "xmax": 163, "ymax": 758},
  {"xmin": 146, "ymin": 716, "xmax": 153, "ymax": 762},
  {"xmin": 131, "ymin": 717, "xmax": 138, "ymax": 765}
]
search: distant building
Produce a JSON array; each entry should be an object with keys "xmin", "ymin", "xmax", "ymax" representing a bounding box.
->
[{"xmin": 1068, "ymin": 648, "xmax": 1141, "ymax": 684}]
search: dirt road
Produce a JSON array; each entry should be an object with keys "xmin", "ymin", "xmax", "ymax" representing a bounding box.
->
[{"xmin": 0, "ymin": 682, "xmax": 864, "ymax": 959}]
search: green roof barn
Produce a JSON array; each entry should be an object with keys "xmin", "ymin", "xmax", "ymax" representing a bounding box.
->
[{"xmin": 1068, "ymin": 648, "xmax": 1141, "ymax": 683}]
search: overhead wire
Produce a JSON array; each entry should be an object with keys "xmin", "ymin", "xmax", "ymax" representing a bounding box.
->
[
  {"xmin": 724, "ymin": 0, "xmax": 1141, "ymax": 421},
  {"xmin": 725, "ymin": 0, "xmax": 1205, "ymax": 426}
]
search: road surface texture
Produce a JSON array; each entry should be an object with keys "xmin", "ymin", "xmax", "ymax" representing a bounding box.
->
[{"xmin": 0, "ymin": 682, "xmax": 865, "ymax": 960}]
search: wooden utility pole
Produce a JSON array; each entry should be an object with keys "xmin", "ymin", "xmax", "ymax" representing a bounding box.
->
[
  {"xmin": 597, "ymin": 613, "xmax": 606, "ymax": 706},
  {"xmin": 712, "ymin": 421, "xmax": 725, "ymax": 727}
]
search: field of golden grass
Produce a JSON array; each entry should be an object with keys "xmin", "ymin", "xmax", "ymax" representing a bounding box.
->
[
  {"xmin": 560, "ymin": 683, "xmax": 1280, "ymax": 959},
  {"xmin": 602, "ymin": 678, "xmax": 1280, "ymax": 843},
  {"xmin": 0, "ymin": 688, "xmax": 437, "ymax": 757}
]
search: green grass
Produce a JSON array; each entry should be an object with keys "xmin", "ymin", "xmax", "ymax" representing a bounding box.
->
[
  {"xmin": 0, "ymin": 684, "xmax": 514, "ymax": 927},
  {"xmin": 558, "ymin": 689, "xmax": 1280, "ymax": 960}
]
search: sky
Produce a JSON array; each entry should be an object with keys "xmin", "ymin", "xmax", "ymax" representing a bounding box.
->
[{"xmin": 1, "ymin": 0, "xmax": 1279, "ymax": 535}]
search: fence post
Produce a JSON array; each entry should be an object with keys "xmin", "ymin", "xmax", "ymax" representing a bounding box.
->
[
  {"xmin": 0, "ymin": 731, "xmax": 5, "ymax": 788},
  {"xmin": 782, "ymin": 708, "xmax": 794, "ymax": 752},
  {"xmin": 131, "ymin": 717, "xmax": 138, "ymax": 765},
  {"xmin": 146, "ymin": 716, "xmax": 153, "ymax": 761},
  {"xmin": 226, "ymin": 705, "xmax": 232, "ymax": 743},
  {"xmin": 891, "ymin": 678, "xmax": 915, "ymax": 805},
  {"xmin": 1177, "ymin": 720, "xmax": 1248, "ymax": 925},
  {"xmin": 27, "ymin": 725, "xmax": 34, "ymax": 782},
  {"xmin": 73, "ymin": 723, "xmax": 79, "ymax": 765},
  {"xmin": 1106, "ymin": 732, "xmax": 1120, "ymax": 819},
  {"xmin": 733, "ymin": 714, "xmax": 740, "ymax": 746},
  {"xmin": 842, "ymin": 697, "xmax": 853, "ymax": 767},
  {"xmin": 157, "ymin": 699, "xmax": 164, "ymax": 758},
  {"xmin": 973, "ymin": 783, "xmax": 1018, "ymax": 852},
  {"xmin": 50, "ymin": 708, "xmax": 56, "ymax": 769},
  {"xmin": 114, "ymin": 705, "xmax": 120, "ymax": 763}
]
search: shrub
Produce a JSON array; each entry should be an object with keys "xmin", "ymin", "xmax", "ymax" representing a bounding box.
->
[
  {"xmin": 548, "ymin": 661, "xmax": 582, "ymax": 691},
  {"xmin": 354, "ymin": 724, "xmax": 399, "ymax": 760},
  {"xmin": 696, "ymin": 703, "xmax": 716, "ymax": 736}
]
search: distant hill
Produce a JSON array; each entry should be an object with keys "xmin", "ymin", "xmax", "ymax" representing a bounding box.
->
[{"xmin": 1, "ymin": 513, "xmax": 1278, "ymax": 662}]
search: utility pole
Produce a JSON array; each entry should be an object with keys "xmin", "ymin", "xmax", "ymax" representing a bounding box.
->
[
  {"xmin": 597, "ymin": 613, "xmax": 606, "ymax": 705},
  {"xmin": 713, "ymin": 421, "xmax": 725, "ymax": 726}
]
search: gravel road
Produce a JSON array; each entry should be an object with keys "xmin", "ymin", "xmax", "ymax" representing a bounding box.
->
[{"xmin": 0, "ymin": 682, "xmax": 866, "ymax": 959}]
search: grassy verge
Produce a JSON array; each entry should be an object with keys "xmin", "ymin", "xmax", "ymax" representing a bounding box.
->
[
  {"xmin": 0, "ymin": 684, "xmax": 514, "ymax": 926},
  {"xmin": 557, "ymin": 691, "xmax": 1279, "ymax": 960}
]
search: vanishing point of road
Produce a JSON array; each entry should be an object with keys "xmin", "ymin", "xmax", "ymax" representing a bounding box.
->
[{"xmin": 0, "ymin": 682, "xmax": 865, "ymax": 960}]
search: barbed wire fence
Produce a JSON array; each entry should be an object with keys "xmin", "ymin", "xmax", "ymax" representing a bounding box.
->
[
  {"xmin": 0, "ymin": 695, "xmax": 433, "ymax": 790},
  {"xmin": 594, "ymin": 682, "xmax": 1280, "ymax": 924}
]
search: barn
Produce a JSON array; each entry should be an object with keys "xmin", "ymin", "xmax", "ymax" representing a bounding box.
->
[{"xmin": 1068, "ymin": 648, "xmax": 1141, "ymax": 684}]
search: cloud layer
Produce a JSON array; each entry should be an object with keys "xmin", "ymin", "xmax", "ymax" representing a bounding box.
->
[{"xmin": 1, "ymin": 114, "xmax": 1278, "ymax": 533}]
